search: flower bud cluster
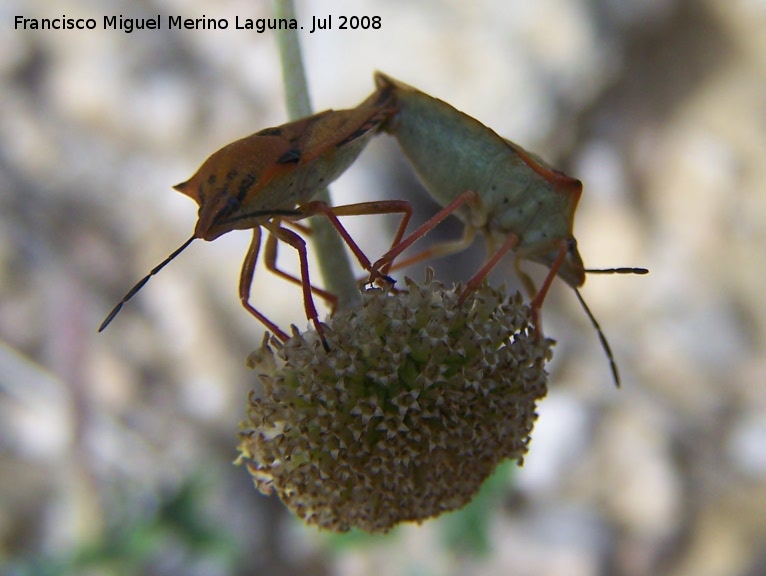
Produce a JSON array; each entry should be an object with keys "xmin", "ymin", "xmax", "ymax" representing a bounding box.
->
[{"xmin": 237, "ymin": 272, "xmax": 552, "ymax": 532}]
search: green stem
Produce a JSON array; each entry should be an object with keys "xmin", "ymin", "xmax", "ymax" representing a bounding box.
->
[{"xmin": 272, "ymin": 0, "xmax": 361, "ymax": 309}]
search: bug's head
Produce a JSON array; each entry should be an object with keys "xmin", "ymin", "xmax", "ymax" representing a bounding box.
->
[
  {"xmin": 174, "ymin": 145, "xmax": 252, "ymax": 241},
  {"xmin": 532, "ymin": 237, "xmax": 586, "ymax": 288},
  {"xmin": 560, "ymin": 239, "xmax": 586, "ymax": 287},
  {"xmin": 174, "ymin": 136, "xmax": 291, "ymax": 242}
]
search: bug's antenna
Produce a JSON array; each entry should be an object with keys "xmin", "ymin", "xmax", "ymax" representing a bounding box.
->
[
  {"xmin": 585, "ymin": 267, "xmax": 648, "ymax": 275},
  {"xmin": 574, "ymin": 266, "xmax": 647, "ymax": 386},
  {"xmin": 99, "ymin": 235, "xmax": 197, "ymax": 332},
  {"xmin": 572, "ymin": 287, "xmax": 621, "ymax": 388}
]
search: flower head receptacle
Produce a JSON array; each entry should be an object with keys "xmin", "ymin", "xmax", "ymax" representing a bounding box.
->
[{"xmin": 237, "ymin": 271, "xmax": 553, "ymax": 533}]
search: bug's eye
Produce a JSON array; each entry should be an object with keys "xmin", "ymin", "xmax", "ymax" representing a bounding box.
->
[{"xmin": 226, "ymin": 196, "xmax": 241, "ymax": 212}]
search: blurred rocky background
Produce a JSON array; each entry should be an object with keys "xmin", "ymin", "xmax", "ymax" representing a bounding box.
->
[{"xmin": 2, "ymin": 0, "xmax": 766, "ymax": 575}]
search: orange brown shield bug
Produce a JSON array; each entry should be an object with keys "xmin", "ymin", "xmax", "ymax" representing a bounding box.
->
[
  {"xmin": 368, "ymin": 72, "xmax": 647, "ymax": 386},
  {"xmin": 100, "ymin": 83, "xmax": 412, "ymax": 345}
]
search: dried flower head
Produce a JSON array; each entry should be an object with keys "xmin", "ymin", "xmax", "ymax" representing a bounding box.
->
[{"xmin": 237, "ymin": 271, "xmax": 552, "ymax": 533}]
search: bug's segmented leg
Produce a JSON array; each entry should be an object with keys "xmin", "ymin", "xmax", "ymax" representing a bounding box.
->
[
  {"xmin": 298, "ymin": 200, "xmax": 414, "ymax": 280},
  {"xmin": 527, "ymin": 239, "xmax": 570, "ymax": 338},
  {"xmin": 386, "ymin": 225, "xmax": 478, "ymax": 274},
  {"xmin": 263, "ymin": 231, "xmax": 340, "ymax": 313},
  {"xmin": 368, "ymin": 190, "xmax": 482, "ymax": 282},
  {"xmin": 265, "ymin": 222, "xmax": 329, "ymax": 350},
  {"xmin": 280, "ymin": 219, "xmax": 312, "ymax": 235},
  {"xmin": 267, "ymin": 200, "xmax": 415, "ymax": 314},
  {"xmin": 238, "ymin": 227, "xmax": 291, "ymax": 342},
  {"xmin": 457, "ymin": 232, "xmax": 521, "ymax": 305},
  {"xmin": 515, "ymin": 238, "xmax": 630, "ymax": 387},
  {"xmin": 239, "ymin": 200, "xmax": 417, "ymax": 344}
]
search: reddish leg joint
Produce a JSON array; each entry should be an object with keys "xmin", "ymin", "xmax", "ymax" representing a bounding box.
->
[
  {"xmin": 369, "ymin": 190, "xmax": 480, "ymax": 283},
  {"xmin": 528, "ymin": 239, "xmax": 569, "ymax": 339}
]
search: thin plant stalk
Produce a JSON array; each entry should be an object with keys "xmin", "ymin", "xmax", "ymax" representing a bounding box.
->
[{"xmin": 272, "ymin": 0, "xmax": 361, "ymax": 309}]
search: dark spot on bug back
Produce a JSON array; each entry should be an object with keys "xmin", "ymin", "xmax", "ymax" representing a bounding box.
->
[
  {"xmin": 237, "ymin": 173, "xmax": 257, "ymax": 203},
  {"xmin": 336, "ymin": 118, "xmax": 378, "ymax": 147},
  {"xmin": 337, "ymin": 128, "xmax": 368, "ymax": 147},
  {"xmin": 277, "ymin": 149, "xmax": 301, "ymax": 164},
  {"xmin": 210, "ymin": 184, "xmax": 239, "ymax": 225},
  {"xmin": 207, "ymin": 174, "xmax": 217, "ymax": 186},
  {"xmin": 256, "ymin": 127, "xmax": 282, "ymax": 137},
  {"xmin": 227, "ymin": 169, "xmax": 239, "ymax": 181}
]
